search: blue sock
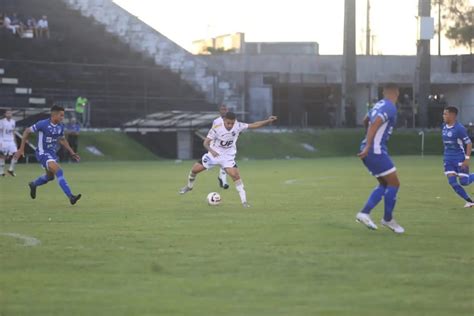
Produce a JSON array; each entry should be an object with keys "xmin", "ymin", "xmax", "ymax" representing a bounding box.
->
[
  {"xmin": 448, "ymin": 176, "xmax": 472, "ymax": 202},
  {"xmin": 384, "ymin": 186, "xmax": 399, "ymax": 222},
  {"xmin": 361, "ymin": 185, "xmax": 386, "ymax": 214},
  {"xmin": 56, "ymin": 169, "xmax": 73, "ymax": 198},
  {"xmin": 33, "ymin": 174, "xmax": 52, "ymax": 187}
]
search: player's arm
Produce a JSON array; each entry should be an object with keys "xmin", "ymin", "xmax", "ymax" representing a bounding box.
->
[
  {"xmin": 59, "ymin": 136, "xmax": 80, "ymax": 161},
  {"xmin": 14, "ymin": 127, "xmax": 33, "ymax": 159},
  {"xmin": 461, "ymin": 130, "xmax": 472, "ymax": 168},
  {"xmin": 203, "ymin": 137, "xmax": 219, "ymax": 157},
  {"xmin": 358, "ymin": 116, "xmax": 384, "ymax": 159},
  {"xmin": 247, "ymin": 116, "xmax": 278, "ymax": 129},
  {"xmin": 464, "ymin": 142, "xmax": 472, "ymax": 165},
  {"xmin": 363, "ymin": 115, "xmax": 369, "ymax": 129}
]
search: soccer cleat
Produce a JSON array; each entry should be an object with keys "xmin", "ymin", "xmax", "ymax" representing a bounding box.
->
[
  {"xmin": 0, "ymin": 173, "xmax": 5, "ymax": 177},
  {"xmin": 179, "ymin": 186, "xmax": 192, "ymax": 194},
  {"xmin": 217, "ymin": 177, "xmax": 230, "ymax": 190},
  {"xmin": 69, "ymin": 194, "xmax": 82, "ymax": 205},
  {"xmin": 29, "ymin": 182, "xmax": 37, "ymax": 199},
  {"xmin": 355, "ymin": 212, "xmax": 378, "ymax": 230},
  {"xmin": 463, "ymin": 202, "xmax": 474, "ymax": 208},
  {"xmin": 242, "ymin": 202, "xmax": 251, "ymax": 208},
  {"xmin": 7, "ymin": 170, "xmax": 16, "ymax": 177},
  {"xmin": 381, "ymin": 219, "xmax": 405, "ymax": 234}
]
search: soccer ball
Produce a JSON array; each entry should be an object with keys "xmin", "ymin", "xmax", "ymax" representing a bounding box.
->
[{"xmin": 207, "ymin": 192, "xmax": 221, "ymax": 206}]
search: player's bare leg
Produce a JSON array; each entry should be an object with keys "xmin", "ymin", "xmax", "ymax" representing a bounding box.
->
[
  {"xmin": 180, "ymin": 162, "xmax": 206, "ymax": 194},
  {"xmin": 225, "ymin": 167, "xmax": 249, "ymax": 207}
]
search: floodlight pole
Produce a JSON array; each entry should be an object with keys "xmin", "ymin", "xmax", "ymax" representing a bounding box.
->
[
  {"xmin": 414, "ymin": 0, "xmax": 431, "ymax": 128},
  {"xmin": 341, "ymin": 0, "xmax": 357, "ymax": 127}
]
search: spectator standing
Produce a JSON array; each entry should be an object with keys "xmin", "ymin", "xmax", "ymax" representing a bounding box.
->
[
  {"xmin": 26, "ymin": 17, "xmax": 38, "ymax": 38},
  {"xmin": 75, "ymin": 96, "xmax": 88, "ymax": 125},
  {"xmin": 37, "ymin": 15, "xmax": 49, "ymax": 38}
]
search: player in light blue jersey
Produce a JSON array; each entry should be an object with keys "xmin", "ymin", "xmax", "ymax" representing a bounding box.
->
[
  {"xmin": 356, "ymin": 83, "xmax": 404, "ymax": 234},
  {"xmin": 14, "ymin": 105, "xmax": 82, "ymax": 205},
  {"xmin": 441, "ymin": 106, "xmax": 474, "ymax": 208}
]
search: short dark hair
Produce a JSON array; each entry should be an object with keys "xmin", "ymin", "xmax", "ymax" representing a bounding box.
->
[
  {"xmin": 51, "ymin": 105, "xmax": 64, "ymax": 112},
  {"xmin": 383, "ymin": 83, "xmax": 399, "ymax": 90},
  {"xmin": 444, "ymin": 106, "xmax": 458, "ymax": 115},
  {"xmin": 224, "ymin": 111, "xmax": 236, "ymax": 120}
]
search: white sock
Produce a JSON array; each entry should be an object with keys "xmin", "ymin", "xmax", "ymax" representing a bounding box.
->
[
  {"xmin": 187, "ymin": 172, "xmax": 196, "ymax": 188},
  {"xmin": 219, "ymin": 168, "xmax": 228, "ymax": 185},
  {"xmin": 235, "ymin": 179, "xmax": 247, "ymax": 204},
  {"xmin": 0, "ymin": 158, "xmax": 4, "ymax": 174},
  {"xmin": 9, "ymin": 158, "xmax": 17, "ymax": 172}
]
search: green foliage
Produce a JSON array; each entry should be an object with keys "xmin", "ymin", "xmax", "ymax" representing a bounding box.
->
[{"xmin": 436, "ymin": 0, "xmax": 474, "ymax": 51}]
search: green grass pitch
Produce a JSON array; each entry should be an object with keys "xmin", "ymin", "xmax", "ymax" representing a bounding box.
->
[{"xmin": 1, "ymin": 156, "xmax": 473, "ymax": 315}]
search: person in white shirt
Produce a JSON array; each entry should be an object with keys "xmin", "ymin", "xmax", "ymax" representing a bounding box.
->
[
  {"xmin": 0, "ymin": 110, "xmax": 19, "ymax": 176},
  {"xmin": 179, "ymin": 111, "xmax": 277, "ymax": 207},
  {"xmin": 37, "ymin": 15, "xmax": 49, "ymax": 38},
  {"xmin": 213, "ymin": 104, "xmax": 230, "ymax": 189}
]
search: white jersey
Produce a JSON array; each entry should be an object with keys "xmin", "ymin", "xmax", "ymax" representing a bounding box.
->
[
  {"xmin": 207, "ymin": 119, "xmax": 249, "ymax": 157},
  {"xmin": 0, "ymin": 118, "xmax": 16, "ymax": 142}
]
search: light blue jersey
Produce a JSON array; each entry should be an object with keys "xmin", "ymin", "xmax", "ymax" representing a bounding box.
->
[
  {"xmin": 360, "ymin": 99, "xmax": 397, "ymax": 154},
  {"xmin": 30, "ymin": 119, "xmax": 65, "ymax": 154},
  {"xmin": 442, "ymin": 122, "xmax": 471, "ymax": 162}
]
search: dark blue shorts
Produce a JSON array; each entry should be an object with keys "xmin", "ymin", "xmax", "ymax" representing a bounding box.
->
[
  {"xmin": 36, "ymin": 151, "xmax": 58, "ymax": 169},
  {"xmin": 362, "ymin": 152, "xmax": 396, "ymax": 177},
  {"xmin": 444, "ymin": 158, "xmax": 469, "ymax": 177}
]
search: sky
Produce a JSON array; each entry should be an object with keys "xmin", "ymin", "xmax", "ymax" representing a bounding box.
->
[{"xmin": 112, "ymin": 0, "xmax": 472, "ymax": 55}]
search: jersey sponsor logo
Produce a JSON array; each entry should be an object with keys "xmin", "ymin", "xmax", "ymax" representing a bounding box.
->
[{"xmin": 219, "ymin": 140, "xmax": 234, "ymax": 147}]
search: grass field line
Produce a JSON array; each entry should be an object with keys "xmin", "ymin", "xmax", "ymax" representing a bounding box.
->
[{"xmin": 0, "ymin": 232, "xmax": 41, "ymax": 247}]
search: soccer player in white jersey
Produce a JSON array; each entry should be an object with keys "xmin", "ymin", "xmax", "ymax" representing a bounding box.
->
[
  {"xmin": 0, "ymin": 110, "xmax": 19, "ymax": 176},
  {"xmin": 214, "ymin": 104, "xmax": 230, "ymax": 189},
  {"xmin": 179, "ymin": 112, "xmax": 277, "ymax": 207}
]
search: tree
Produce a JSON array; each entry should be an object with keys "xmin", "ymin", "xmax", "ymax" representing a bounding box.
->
[{"xmin": 435, "ymin": 0, "xmax": 474, "ymax": 53}]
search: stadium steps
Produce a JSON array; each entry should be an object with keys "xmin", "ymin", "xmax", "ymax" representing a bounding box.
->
[{"xmin": 0, "ymin": 0, "xmax": 215, "ymax": 127}]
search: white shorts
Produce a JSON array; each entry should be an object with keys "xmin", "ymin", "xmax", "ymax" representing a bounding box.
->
[
  {"xmin": 0, "ymin": 141, "xmax": 17, "ymax": 156},
  {"xmin": 200, "ymin": 152, "xmax": 237, "ymax": 170}
]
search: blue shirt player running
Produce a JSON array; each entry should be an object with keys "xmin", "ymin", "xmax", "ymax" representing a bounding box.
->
[
  {"xmin": 442, "ymin": 106, "xmax": 474, "ymax": 208},
  {"xmin": 356, "ymin": 83, "xmax": 404, "ymax": 234},
  {"xmin": 14, "ymin": 105, "xmax": 82, "ymax": 205}
]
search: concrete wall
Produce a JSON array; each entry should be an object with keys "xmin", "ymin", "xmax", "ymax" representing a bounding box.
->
[
  {"xmin": 61, "ymin": 0, "xmax": 242, "ymax": 110},
  {"xmin": 201, "ymin": 54, "xmax": 474, "ymax": 124}
]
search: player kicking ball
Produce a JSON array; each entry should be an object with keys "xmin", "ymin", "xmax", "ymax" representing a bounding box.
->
[
  {"xmin": 356, "ymin": 83, "xmax": 404, "ymax": 234},
  {"xmin": 14, "ymin": 105, "xmax": 82, "ymax": 205},
  {"xmin": 214, "ymin": 104, "xmax": 230, "ymax": 189},
  {"xmin": 0, "ymin": 110, "xmax": 19, "ymax": 176},
  {"xmin": 441, "ymin": 106, "xmax": 474, "ymax": 208},
  {"xmin": 179, "ymin": 111, "xmax": 277, "ymax": 207}
]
